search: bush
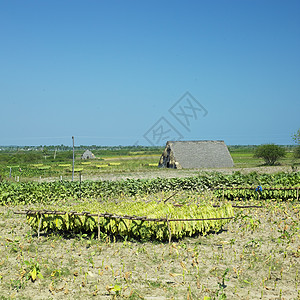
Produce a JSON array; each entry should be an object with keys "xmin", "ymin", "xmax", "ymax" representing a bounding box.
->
[
  {"xmin": 0, "ymin": 170, "xmax": 4, "ymax": 182},
  {"xmin": 292, "ymin": 129, "xmax": 300, "ymax": 145},
  {"xmin": 294, "ymin": 146, "xmax": 300, "ymax": 159},
  {"xmin": 254, "ymin": 144, "xmax": 286, "ymax": 166}
]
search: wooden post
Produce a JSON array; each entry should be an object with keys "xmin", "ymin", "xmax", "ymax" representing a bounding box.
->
[
  {"xmin": 72, "ymin": 136, "xmax": 75, "ymax": 182},
  {"xmin": 38, "ymin": 214, "xmax": 43, "ymax": 238},
  {"xmin": 9, "ymin": 167, "xmax": 12, "ymax": 178},
  {"xmin": 79, "ymin": 171, "xmax": 82, "ymax": 200},
  {"xmin": 98, "ymin": 214, "xmax": 100, "ymax": 241},
  {"xmin": 166, "ymin": 214, "xmax": 171, "ymax": 244}
]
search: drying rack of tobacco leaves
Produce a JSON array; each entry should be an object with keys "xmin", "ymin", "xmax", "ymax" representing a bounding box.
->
[{"xmin": 14, "ymin": 201, "xmax": 263, "ymax": 243}]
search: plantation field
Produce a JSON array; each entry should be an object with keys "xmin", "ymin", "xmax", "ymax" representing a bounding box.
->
[
  {"xmin": 0, "ymin": 195, "xmax": 299, "ymax": 299},
  {"xmin": 0, "ymin": 146, "xmax": 299, "ymax": 182},
  {"xmin": 0, "ymin": 147, "xmax": 299, "ymax": 299}
]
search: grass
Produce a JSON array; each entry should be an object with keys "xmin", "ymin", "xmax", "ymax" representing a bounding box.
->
[{"xmin": 1, "ymin": 147, "xmax": 299, "ymax": 181}]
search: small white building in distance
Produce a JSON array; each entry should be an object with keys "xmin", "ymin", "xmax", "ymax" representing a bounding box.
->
[{"xmin": 81, "ymin": 150, "xmax": 96, "ymax": 160}]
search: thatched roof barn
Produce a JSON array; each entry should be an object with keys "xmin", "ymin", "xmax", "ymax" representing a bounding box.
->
[
  {"xmin": 158, "ymin": 140, "xmax": 234, "ymax": 169},
  {"xmin": 81, "ymin": 150, "xmax": 96, "ymax": 160}
]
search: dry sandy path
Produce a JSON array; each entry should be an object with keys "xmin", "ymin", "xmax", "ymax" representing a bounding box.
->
[{"xmin": 38, "ymin": 166, "xmax": 292, "ymax": 182}]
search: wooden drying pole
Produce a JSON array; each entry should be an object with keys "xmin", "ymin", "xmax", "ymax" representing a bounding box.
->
[
  {"xmin": 15, "ymin": 210, "xmax": 235, "ymax": 241},
  {"xmin": 72, "ymin": 136, "xmax": 75, "ymax": 182},
  {"xmin": 14, "ymin": 210, "xmax": 234, "ymax": 222}
]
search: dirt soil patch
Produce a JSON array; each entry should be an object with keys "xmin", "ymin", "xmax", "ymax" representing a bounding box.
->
[
  {"xmin": 39, "ymin": 166, "xmax": 294, "ymax": 183},
  {"xmin": 0, "ymin": 199, "xmax": 299, "ymax": 299}
]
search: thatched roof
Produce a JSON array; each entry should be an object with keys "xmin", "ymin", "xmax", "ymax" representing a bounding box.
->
[
  {"xmin": 81, "ymin": 150, "xmax": 95, "ymax": 160},
  {"xmin": 159, "ymin": 140, "xmax": 234, "ymax": 169}
]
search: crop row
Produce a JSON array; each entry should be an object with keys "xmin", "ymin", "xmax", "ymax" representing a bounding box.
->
[
  {"xmin": 1, "ymin": 172, "xmax": 300, "ymax": 205},
  {"xmin": 213, "ymin": 187, "xmax": 299, "ymax": 201}
]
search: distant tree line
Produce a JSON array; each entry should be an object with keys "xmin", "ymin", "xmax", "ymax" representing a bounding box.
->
[
  {"xmin": 0, "ymin": 145, "xmax": 163, "ymax": 152},
  {"xmin": 0, "ymin": 151, "xmax": 74, "ymax": 164}
]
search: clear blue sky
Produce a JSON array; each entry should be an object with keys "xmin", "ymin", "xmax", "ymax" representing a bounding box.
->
[{"xmin": 1, "ymin": 0, "xmax": 299, "ymax": 146}]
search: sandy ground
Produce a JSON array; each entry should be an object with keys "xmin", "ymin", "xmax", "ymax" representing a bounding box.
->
[
  {"xmin": 89, "ymin": 166, "xmax": 293, "ymax": 181},
  {"xmin": 0, "ymin": 198, "xmax": 299, "ymax": 299},
  {"xmin": 36, "ymin": 166, "xmax": 293, "ymax": 183}
]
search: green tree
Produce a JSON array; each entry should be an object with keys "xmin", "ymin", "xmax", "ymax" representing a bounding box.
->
[
  {"xmin": 42, "ymin": 146, "xmax": 48, "ymax": 156},
  {"xmin": 292, "ymin": 129, "xmax": 300, "ymax": 144},
  {"xmin": 254, "ymin": 144, "xmax": 286, "ymax": 166},
  {"xmin": 292, "ymin": 129, "xmax": 300, "ymax": 158}
]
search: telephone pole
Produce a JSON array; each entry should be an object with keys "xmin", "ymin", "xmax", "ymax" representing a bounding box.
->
[{"xmin": 72, "ymin": 136, "xmax": 75, "ymax": 182}]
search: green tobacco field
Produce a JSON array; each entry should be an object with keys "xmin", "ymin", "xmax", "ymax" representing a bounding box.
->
[{"xmin": 0, "ymin": 146, "xmax": 299, "ymax": 299}]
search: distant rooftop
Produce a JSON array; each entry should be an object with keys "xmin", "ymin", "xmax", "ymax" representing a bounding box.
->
[{"xmin": 159, "ymin": 140, "xmax": 234, "ymax": 169}]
